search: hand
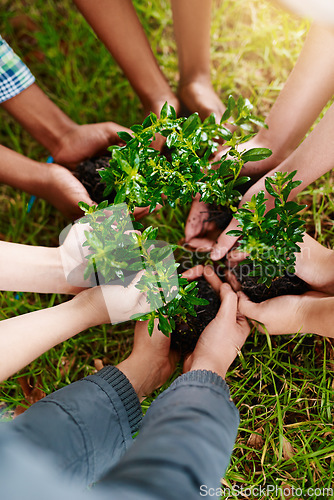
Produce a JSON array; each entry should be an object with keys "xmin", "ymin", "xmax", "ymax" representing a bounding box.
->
[
  {"xmin": 43, "ymin": 163, "xmax": 94, "ymax": 219},
  {"xmin": 74, "ymin": 271, "xmax": 150, "ymax": 326},
  {"xmin": 294, "ymin": 234, "xmax": 334, "ymax": 295},
  {"xmin": 238, "ymin": 290, "xmax": 328, "ymax": 335},
  {"xmin": 185, "ymin": 193, "xmax": 217, "ymax": 244},
  {"xmin": 225, "ymin": 233, "xmax": 334, "ymax": 296},
  {"xmin": 183, "ymin": 273, "xmax": 250, "ymax": 379},
  {"xmin": 117, "ymin": 319, "xmax": 179, "ymax": 401},
  {"xmin": 178, "ymin": 78, "xmax": 226, "ymax": 123},
  {"xmin": 51, "ymin": 122, "xmax": 133, "ymax": 169}
]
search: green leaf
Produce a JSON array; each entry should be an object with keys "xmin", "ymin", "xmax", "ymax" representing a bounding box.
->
[
  {"xmin": 221, "ymin": 95, "xmax": 235, "ymax": 122},
  {"xmin": 241, "ymin": 148, "xmax": 272, "ymax": 163},
  {"xmin": 148, "ymin": 317, "xmax": 155, "ymax": 336},
  {"xmin": 182, "ymin": 113, "xmax": 200, "ymax": 137},
  {"xmin": 226, "ymin": 230, "xmax": 242, "ymax": 237},
  {"xmin": 117, "ymin": 131, "xmax": 133, "ymax": 142}
]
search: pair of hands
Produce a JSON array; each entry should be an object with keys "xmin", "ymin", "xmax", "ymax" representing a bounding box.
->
[{"xmin": 108, "ymin": 265, "xmax": 251, "ymax": 402}]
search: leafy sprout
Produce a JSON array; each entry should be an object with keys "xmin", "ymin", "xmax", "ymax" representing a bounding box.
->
[
  {"xmin": 77, "ymin": 201, "xmax": 208, "ymax": 336},
  {"xmin": 99, "ymin": 97, "xmax": 272, "ymax": 212},
  {"xmin": 79, "ymin": 97, "xmax": 272, "ymax": 334},
  {"xmin": 227, "ymin": 171, "xmax": 306, "ymax": 287}
]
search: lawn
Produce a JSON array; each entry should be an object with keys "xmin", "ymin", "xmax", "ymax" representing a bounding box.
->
[{"xmin": 1, "ymin": 0, "xmax": 334, "ymax": 498}]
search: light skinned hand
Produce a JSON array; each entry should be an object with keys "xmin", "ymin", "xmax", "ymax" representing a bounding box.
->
[
  {"xmin": 183, "ymin": 274, "xmax": 250, "ymax": 380},
  {"xmin": 225, "ymin": 233, "xmax": 334, "ymax": 296},
  {"xmin": 73, "ymin": 270, "xmax": 150, "ymax": 326},
  {"xmin": 237, "ymin": 290, "xmax": 328, "ymax": 336}
]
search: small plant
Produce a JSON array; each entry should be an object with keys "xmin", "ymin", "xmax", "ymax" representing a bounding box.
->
[
  {"xmin": 100, "ymin": 96, "xmax": 272, "ymax": 212},
  {"xmin": 78, "ymin": 98, "xmax": 272, "ymax": 335},
  {"xmin": 227, "ymin": 171, "xmax": 306, "ymax": 287},
  {"xmin": 78, "ymin": 201, "xmax": 209, "ymax": 335}
]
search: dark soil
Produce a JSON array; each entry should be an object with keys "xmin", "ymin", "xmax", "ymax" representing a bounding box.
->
[
  {"xmin": 208, "ymin": 203, "xmax": 233, "ymax": 231},
  {"xmin": 233, "ymin": 263, "xmax": 309, "ymax": 303},
  {"xmin": 171, "ymin": 278, "xmax": 221, "ymax": 356},
  {"xmin": 75, "ymin": 156, "xmax": 115, "ymax": 204}
]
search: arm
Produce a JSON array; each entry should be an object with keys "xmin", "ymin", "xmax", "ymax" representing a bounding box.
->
[
  {"xmin": 240, "ymin": 24, "xmax": 334, "ymax": 177},
  {"xmin": 0, "ymin": 275, "xmax": 151, "ymax": 382},
  {"xmin": 100, "ymin": 279, "xmax": 249, "ymax": 497},
  {"xmin": 210, "ymin": 101, "xmax": 334, "ymax": 260},
  {"xmin": 0, "ymin": 241, "xmax": 81, "ymax": 294},
  {"xmin": 172, "ymin": 0, "xmax": 225, "ymax": 122},
  {"xmin": 73, "ymin": 0, "xmax": 178, "ymax": 116},
  {"xmin": 0, "ymin": 145, "xmax": 93, "ymax": 218},
  {"xmin": 1, "ymin": 84, "xmax": 132, "ymax": 169}
]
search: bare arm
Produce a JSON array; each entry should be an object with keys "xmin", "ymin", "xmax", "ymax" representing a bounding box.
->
[
  {"xmin": 0, "ymin": 241, "xmax": 81, "ymax": 294},
  {"xmin": 1, "ymin": 84, "xmax": 133, "ymax": 169},
  {"xmin": 0, "ymin": 275, "xmax": 151, "ymax": 382},
  {"xmin": 0, "ymin": 295, "xmax": 93, "ymax": 382},
  {"xmin": 0, "ymin": 145, "xmax": 93, "ymax": 218},
  {"xmin": 73, "ymin": 0, "xmax": 178, "ymax": 115},
  {"xmin": 211, "ymin": 101, "xmax": 334, "ymax": 260}
]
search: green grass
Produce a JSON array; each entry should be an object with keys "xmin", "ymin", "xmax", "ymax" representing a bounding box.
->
[{"xmin": 0, "ymin": 1, "xmax": 333, "ymax": 498}]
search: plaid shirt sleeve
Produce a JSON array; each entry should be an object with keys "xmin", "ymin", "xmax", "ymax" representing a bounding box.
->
[{"xmin": 0, "ymin": 35, "xmax": 35, "ymax": 103}]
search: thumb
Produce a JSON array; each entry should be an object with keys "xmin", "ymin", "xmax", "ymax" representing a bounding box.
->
[
  {"xmin": 210, "ymin": 217, "xmax": 240, "ymax": 261},
  {"xmin": 216, "ymin": 283, "xmax": 237, "ymax": 320},
  {"xmin": 237, "ymin": 290, "xmax": 259, "ymax": 319}
]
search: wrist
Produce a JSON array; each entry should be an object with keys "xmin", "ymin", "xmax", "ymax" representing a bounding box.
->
[
  {"xmin": 117, "ymin": 354, "xmax": 163, "ymax": 402},
  {"xmin": 186, "ymin": 358, "xmax": 227, "ymax": 380},
  {"xmin": 54, "ymin": 246, "xmax": 87, "ymax": 295},
  {"xmin": 70, "ymin": 290, "xmax": 101, "ymax": 330}
]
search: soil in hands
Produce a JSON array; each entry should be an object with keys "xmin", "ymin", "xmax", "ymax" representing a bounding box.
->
[
  {"xmin": 208, "ymin": 204, "xmax": 233, "ymax": 231},
  {"xmin": 171, "ymin": 277, "xmax": 221, "ymax": 356},
  {"xmin": 75, "ymin": 156, "xmax": 115, "ymax": 204},
  {"xmin": 232, "ymin": 263, "xmax": 309, "ymax": 303}
]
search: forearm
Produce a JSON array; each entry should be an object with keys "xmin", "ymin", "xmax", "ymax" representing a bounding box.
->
[
  {"xmin": 257, "ymin": 24, "xmax": 334, "ymax": 160},
  {"xmin": 244, "ymin": 102, "xmax": 334, "ymax": 204},
  {"xmin": 0, "ymin": 294, "xmax": 94, "ymax": 381},
  {"xmin": 0, "ymin": 145, "xmax": 48, "ymax": 195},
  {"xmin": 171, "ymin": 0, "xmax": 212, "ymax": 82},
  {"xmin": 0, "ymin": 240, "xmax": 80, "ymax": 294},
  {"xmin": 74, "ymin": 0, "xmax": 173, "ymax": 108},
  {"xmin": 1, "ymin": 84, "xmax": 76, "ymax": 155},
  {"xmin": 303, "ymin": 297, "xmax": 334, "ymax": 338}
]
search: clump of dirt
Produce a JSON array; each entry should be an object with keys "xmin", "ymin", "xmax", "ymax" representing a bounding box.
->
[
  {"xmin": 171, "ymin": 278, "xmax": 220, "ymax": 356},
  {"xmin": 75, "ymin": 156, "xmax": 115, "ymax": 204},
  {"xmin": 208, "ymin": 204, "xmax": 233, "ymax": 231},
  {"xmin": 232, "ymin": 263, "xmax": 309, "ymax": 303}
]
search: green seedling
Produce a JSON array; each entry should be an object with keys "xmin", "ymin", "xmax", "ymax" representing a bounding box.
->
[{"xmin": 227, "ymin": 171, "xmax": 306, "ymax": 287}]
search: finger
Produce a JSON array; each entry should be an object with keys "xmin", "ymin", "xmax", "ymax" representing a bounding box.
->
[
  {"xmin": 237, "ymin": 290, "xmax": 260, "ymax": 320},
  {"xmin": 182, "ymin": 265, "xmax": 204, "ymax": 280},
  {"xmin": 226, "ymin": 248, "xmax": 249, "ymax": 267},
  {"xmin": 210, "ymin": 218, "xmax": 240, "ymax": 261},
  {"xmin": 185, "ymin": 194, "xmax": 210, "ymax": 242},
  {"xmin": 216, "ymin": 283, "xmax": 238, "ymax": 320},
  {"xmin": 224, "ymin": 268, "xmax": 241, "ymax": 292},
  {"xmin": 187, "ymin": 237, "xmax": 214, "ymax": 252},
  {"xmin": 203, "ymin": 265, "xmax": 223, "ymax": 294}
]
